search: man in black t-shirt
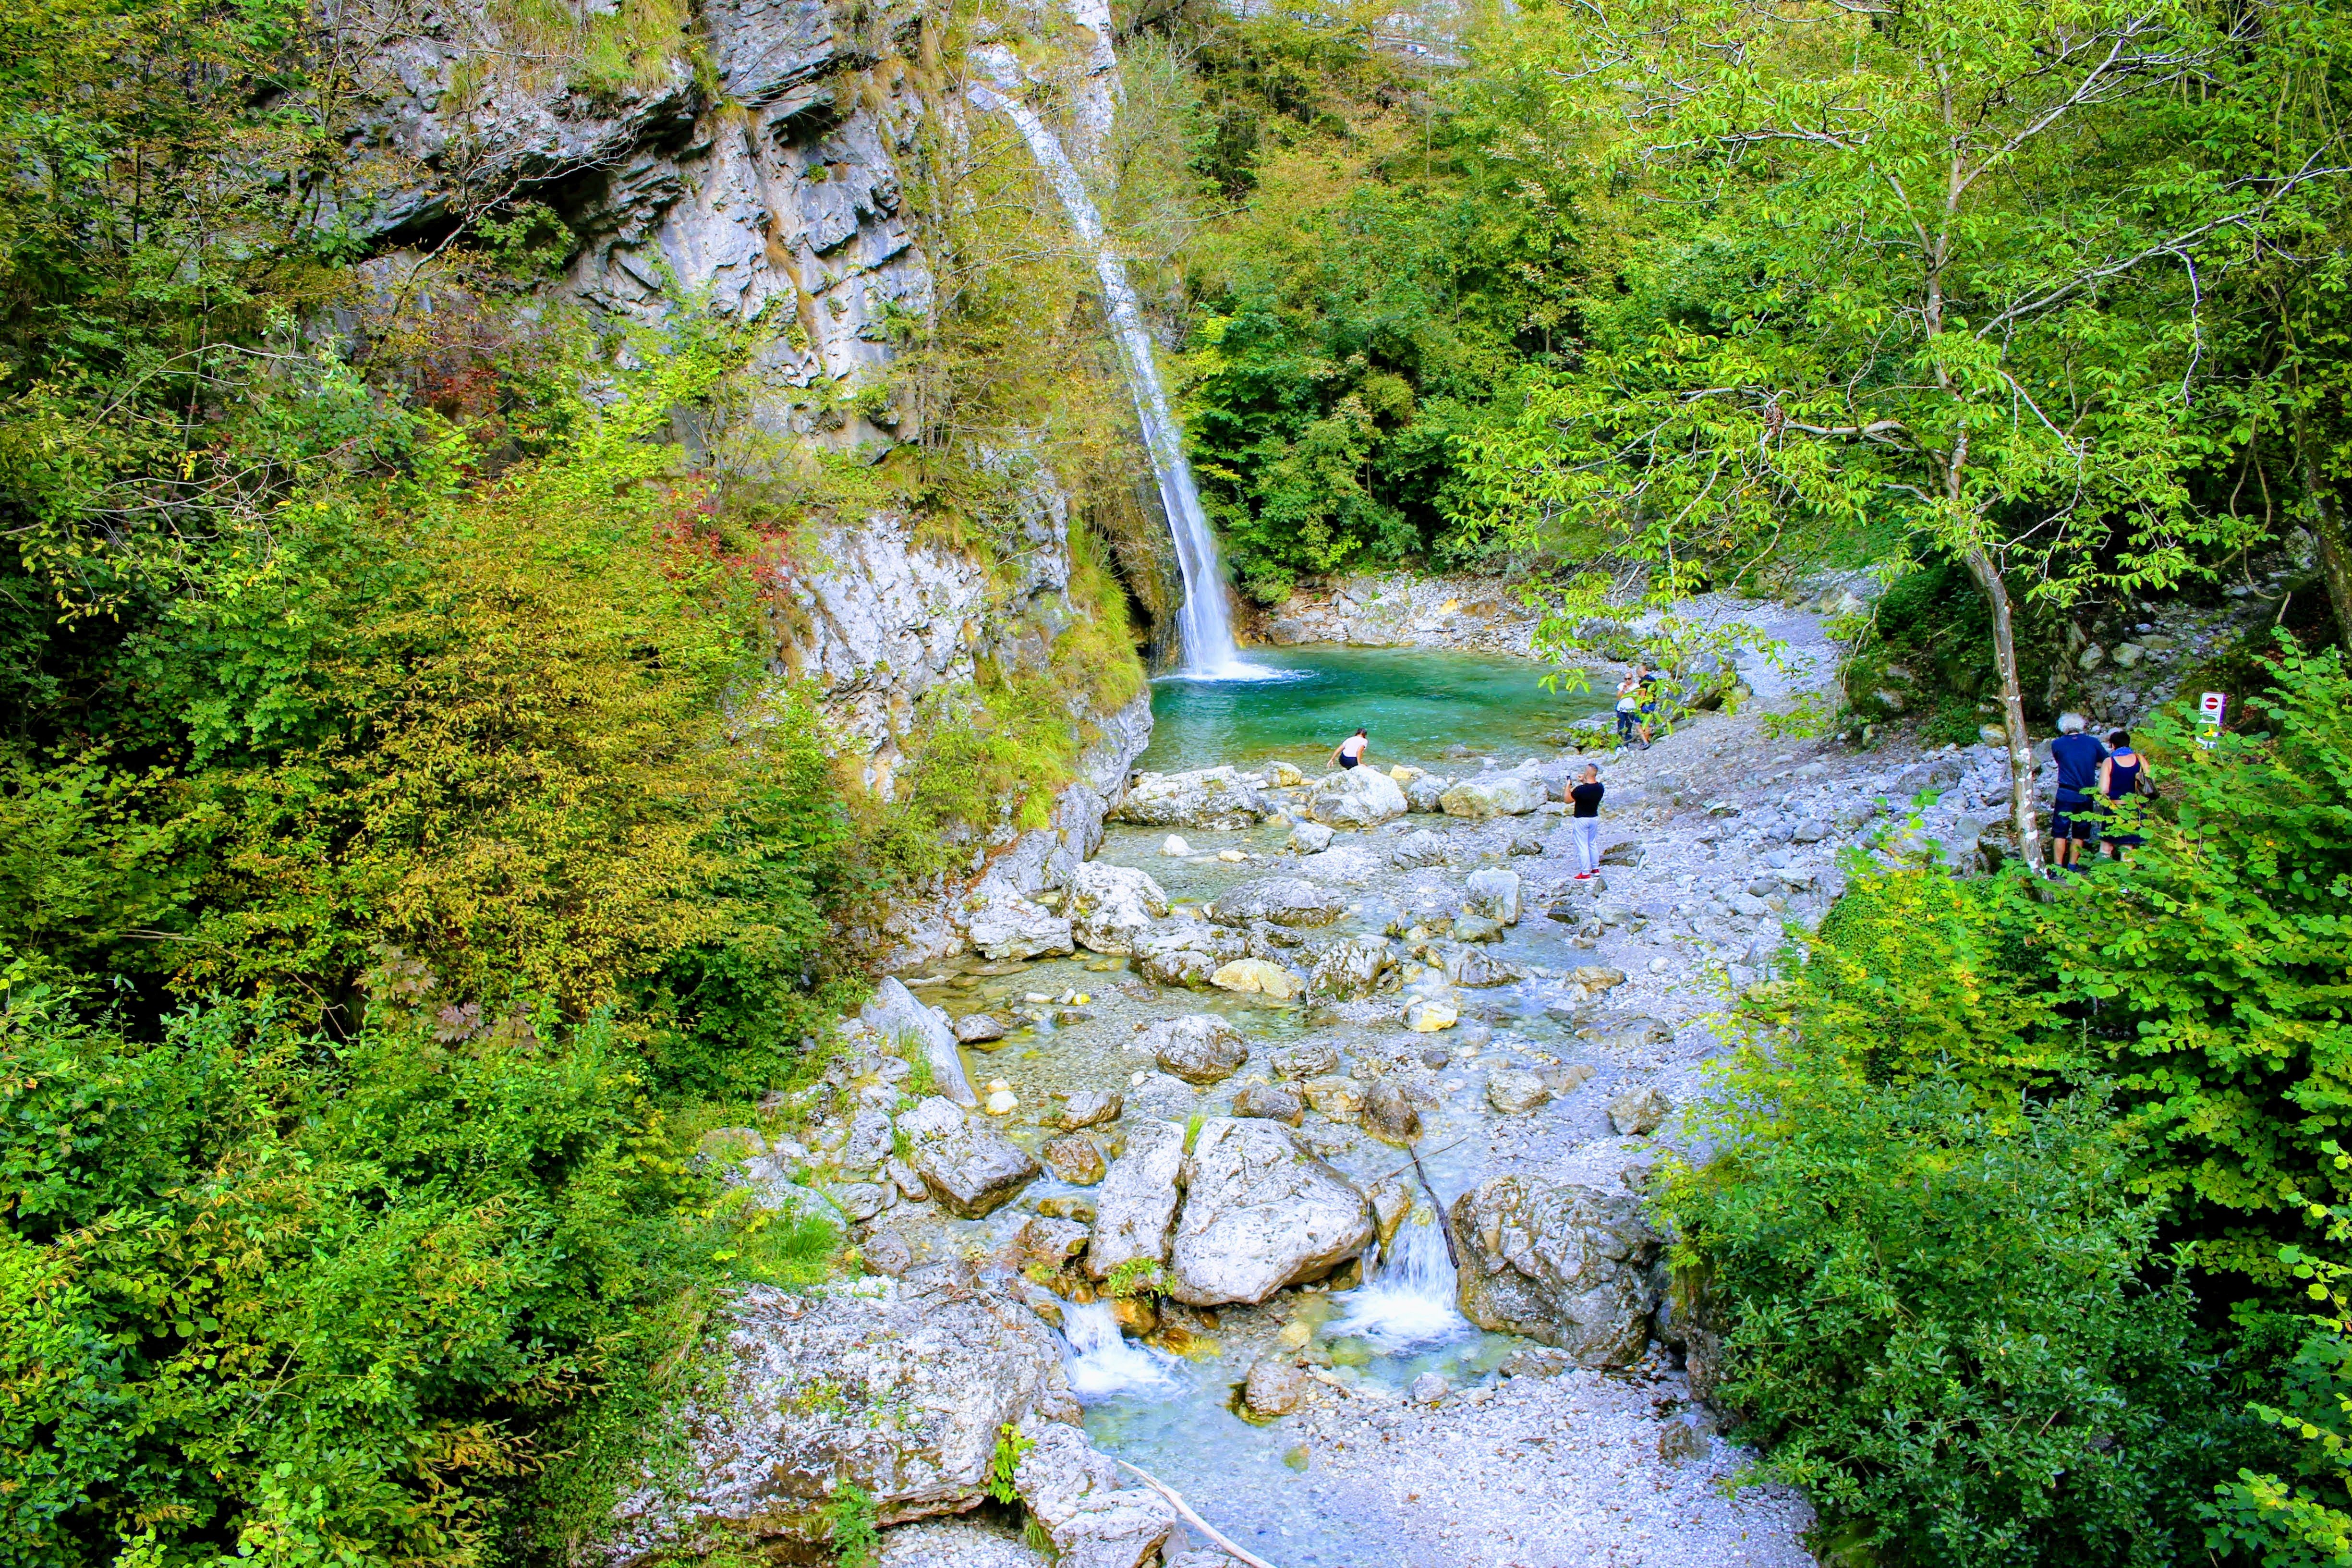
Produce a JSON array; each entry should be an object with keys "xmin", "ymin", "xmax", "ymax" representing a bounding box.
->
[
  {"xmin": 2047, "ymin": 714, "xmax": 2108, "ymax": 872},
  {"xmin": 1570, "ymin": 765, "xmax": 1605, "ymax": 878}
]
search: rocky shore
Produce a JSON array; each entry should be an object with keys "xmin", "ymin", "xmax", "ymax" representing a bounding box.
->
[{"xmin": 612, "ymin": 590, "xmax": 2088, "ymax": 1566}]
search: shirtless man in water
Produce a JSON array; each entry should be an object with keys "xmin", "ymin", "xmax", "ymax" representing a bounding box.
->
[{"xmin": 1330, "ymin": 728, "xmax": 1370, "ymax": 769}]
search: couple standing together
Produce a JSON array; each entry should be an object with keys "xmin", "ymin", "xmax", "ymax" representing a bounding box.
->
[{"xmin": 1327, "ymin": 730, "xmax": 1612, "ymax": 875}]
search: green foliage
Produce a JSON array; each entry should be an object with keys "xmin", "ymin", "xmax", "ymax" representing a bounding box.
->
[
  {"xmin": 0, "ymin": 977, "xmax": 836, "ymax": 1568},
  {"xmin": 826, "ymin": 1482, "xmax": 881, "ymax": 1568},
  {"xmin": 2041, "ymin": 637, "xmax": 2352, "ymax": 1280},
  {"xmin": 1666, "ymin": 1059, "xmax": 2230, "ymax": 1566},
  {"xmin": 1104, "ymin": 1257, "xmax": 1167, "ymax": 1299},
  {"xmin": 2206, "ymin": 1229, "xmax": 2352, "ymax": 1567},
  {"xmin": 985, "ymin": 1422, "xmax": 1035, "ymax": 1506}
]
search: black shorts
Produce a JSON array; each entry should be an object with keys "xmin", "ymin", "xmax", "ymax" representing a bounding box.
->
[
  {"xmin": 1339, "ymin": 754, "xmax": 1359, "ymax": 769},
  {"xmin": 2052, "ymin": 798, "xmax": 2099, "ymax": 841}
]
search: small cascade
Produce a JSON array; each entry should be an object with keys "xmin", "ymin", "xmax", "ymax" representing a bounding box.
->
[
  {"xmin": 968, "ymin": 69, "xmax": 1260, "ymax": 680},
  {"xmin": 1330, "ymin": 1209, "xmax": 1470, "ymax": 1349},
  {"xmin": 1059, "ymin": 1300, "xmax": 1184, "ymax": 1404}
]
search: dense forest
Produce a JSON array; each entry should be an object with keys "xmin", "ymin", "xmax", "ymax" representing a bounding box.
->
[{"xmin": 4, "ymin": 0, "xmax": 2352, "ymax": 1563}]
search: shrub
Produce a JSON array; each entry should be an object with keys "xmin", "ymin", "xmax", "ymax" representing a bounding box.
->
[{"xmin": 1665, "ymin": 1062, "xmax": 2230, "ymax": 1567}]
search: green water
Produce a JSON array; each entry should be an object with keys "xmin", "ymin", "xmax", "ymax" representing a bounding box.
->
[{"xmin": 1138, "ymin": 645, "xmax": 1613, "ymax": 776}]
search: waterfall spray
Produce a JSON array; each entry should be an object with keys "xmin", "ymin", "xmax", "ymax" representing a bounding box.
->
[
  {"xmin": 968, "ymin": 65, "xmax": 1255, "ymax": 679},
  {"xmin": 1331, "ymin": 1211, "xmax": 1470, "ymax": 1349}
]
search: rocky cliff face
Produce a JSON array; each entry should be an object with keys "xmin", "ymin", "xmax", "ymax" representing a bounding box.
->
[{"xmin": 340, "ymin": 0, "xmax": 1154, "ymax": 960}]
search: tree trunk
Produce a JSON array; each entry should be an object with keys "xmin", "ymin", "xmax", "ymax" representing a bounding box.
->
[
  {"xmin": 2303, "ymin": 451, "xmax": 2352, "ymax": 652},
  {"xmin": 1962, "ymin": 544, "xmax": 2043, "ymax": 872}
]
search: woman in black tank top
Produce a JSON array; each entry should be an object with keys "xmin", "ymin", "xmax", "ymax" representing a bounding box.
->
[{"xmin": 2099, "ymin": 729, "xmax": 2151, "ymax": 858}]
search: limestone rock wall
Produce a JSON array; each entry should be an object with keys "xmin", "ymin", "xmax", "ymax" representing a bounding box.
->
[{"xmin": 339, "ymin": 0, "xmax": 1152, "ymax": 960}]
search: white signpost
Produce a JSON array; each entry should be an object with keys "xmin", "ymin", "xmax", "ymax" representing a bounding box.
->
[{"xmin": 2198, "ymin": 691, "xmax": 2227, "ymax": 750}]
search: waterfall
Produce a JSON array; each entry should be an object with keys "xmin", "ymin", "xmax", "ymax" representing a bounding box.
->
[
  {"xmin": 1060, "ymin": 1300, "xmax": 1184, "ymax": 1403},
  {"xmin": 1330, "ymin": 1209, "xmax": 1470, "ymax": 1349},
  {"xmin": 968, "ymin": 68, "xmax": 1256, "ymax": 680}
]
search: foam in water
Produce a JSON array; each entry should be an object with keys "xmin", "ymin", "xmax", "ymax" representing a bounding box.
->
[
  {"xmin": 1330, "ymin": 1213, "xmax": 1471, "ymax": 1349},
  {"xmin": 968, "ymin": 68, "xmax": 1259, "ymax": 681},
  {"xmin": 1060, "ymin": 1301, "xmax": 1184, "ymax": 1404}
]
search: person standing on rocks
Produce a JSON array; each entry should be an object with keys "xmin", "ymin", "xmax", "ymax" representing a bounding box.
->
[
  {"xmin": 1614, "ymin": 667, "xmax": 1644, "ymax": 749},
  {"xmin": 2047, "ymin": 713, "xmax": 2108, "ymax": 873},
  {"xmin": 1330, "ymin": 728, "xmax": 1369, "ymax": 770},
  {"xmin": 1570, "ymin": 764, "xmax": 1605, "ymax": 879}
]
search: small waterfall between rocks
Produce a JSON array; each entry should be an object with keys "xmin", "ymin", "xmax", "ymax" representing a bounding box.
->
[
  {"xmin": 968, "ymin": 66, "xmax": 1255, "ymax": 680},
  {"xmin": 1060, "ymin": 1300, "xmax": 1184, "ymax": 1403},
  {"xmin": 1331, "ymin": 1210, "xmax": 1470, "ymax": 1349}
]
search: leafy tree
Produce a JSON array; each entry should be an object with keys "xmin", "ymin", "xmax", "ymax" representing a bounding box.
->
[{"xmin": 1459, "ymin": 0, "xmax": 2343, "ymax": 863}]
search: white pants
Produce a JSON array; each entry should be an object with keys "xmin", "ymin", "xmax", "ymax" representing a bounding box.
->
[{"xmin": 1574, "ymin": 817, "xmax": 1603, "ymax": 873}]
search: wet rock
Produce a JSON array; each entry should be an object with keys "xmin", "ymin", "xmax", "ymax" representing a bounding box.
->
[
  {"xmin": 1019, "ymin": 1214, "xmax": 1093, "ymax": 1268},
  {"xmin": 862, "ymin": 977, "xmax": 977, "ymax": 1107},
  {"xmin": 1133, "ymin": 939, "xmax": 1217, "ymax": 988},
  {"xmin": 1359, "ymin": 1079, "xmax": 1421, "ymax": 1143},
  {"xmin": 897, "ymin": 1094, "xmax": 967, "ymax": 1143},
  {"xmin": 1462, "ymin": 871, "xmax": 1521, "ymax": 930},
  {"xmin": 1452, "ymin": 913, "xmax": 1503, "ymax": 942},
  {"xmin": 1387, "ymin": 828, "xmax": 1451, "ymax": 868},
  {"xmin": 1043, "ymin": 1135, "xmax": 1108, "ymax": 1185},
  {"xmin": 1294, "ymin": 844, "xmax": 1384, "ymax": 884},
  {"xmin": 1658, "ymin": 1421, "xmax": 1709, "ymax": 1463},
  {"xmin": 1402, "ymin": 995, "xmax": 1459, "ymax": 1032},
  {"xmin": 863, "ymin": 1228, "xmax": 913, "ymax": 1276},
  {"xmin": 1566, "ymin": 964, "xmax": 1627, "ymax": 992},
  {"xmin": 1167, "ymin": 1118, "xmax": 1374, "ymax": 1306},
  {"xmin": 1123, "ymin": 1072, "xmax": 1201, "ymax": 1124},
  {"xmin": 1211, "ymin": 958, "xmax": 1304, "ymax": 1000},
  {"xmin": 1368, "ymin": 1178, "xmax": 1413, "ymax": 1250},
  {"xmin": 1231, "ymin": 1082, "xmax": 1306, "ymax": 1125},
  {"xmin": 912, "ymin": 1125, "xmax": 1042, "ymax": 1218},
  {"xmin": 968, "ymin": 892, "xmax": 1076, "ymax": 961},
  {"xmin": 1432, "ymin": 942, "xmax": 1522, "ymax": 989},
  {"xmin": 1112, "ymin": 766, "xmax": 1272, "ymax": 831},
  {"xmin": 1410, "ymin": 1371, "xmax": 1450, "ymax": 1405},
  {"xmin": 1580, "ymin": 1016, "xmax": 1673, "ymax": 1053},
  {"xmin": 1058, "ymin": 1089, "xmax": 1123, "ymax": 1130},
  {"xmin": 1308, "ymin": 935, "xmax": 1396, "ymax": 999},
  {"xmin": 1300, "ymin": 1075, "xmax": 1363, "ymax": 1120},
  {"xmin": 1449, "ymin": 1175, "xmax": 1662, "ymax": 1366},
  {"xmin": 1161, "ymin": 834, "xmax": 1192, "ymax": 856},
  {"xmin": 1267, "ymin": 760, "xmax": 1306, "ymax": 787},
  {"xmin": 954, "ymin": 1012, "xmax": 1008, "ymax": 1045},
  {"xmin": 1271, "ymin": 1040, "xmax": 1340, "ymax": 1080},
  {"xmin": 1307, "ymin": 766, "xmax": 1408, "ymax": 827},
  {"xmin": 607, "ymin": 1275, "xmax": 1078, "ymax": 1556},
  {"xmin": 1245, "ymin": 1359, "xmax": 1308, "ymax": 1418},
  {"xmin": 1143, "ymin": 1014, "xmax": 1250, "ymax": 1085},
  {"xmin": 1069, "ymin": 863, "xmax": 1171, "ymax": 955},
  {"xmin": 1011, "ymin": 1417, "xmax": 1178, "ymax": 1568},
  {"xmin": 1439, "ymin": 774, "xmax": 1544, "ymax": 820},
  {"xmin": 1607, "ymin": 1086, "xmax": 1672, "ymax": 1136},
  {"xmin": 1288, "ymin": 819, "xmax": 1334, "ymax": 854},
  {"xmin": 1086, "ymin": 1120, "xmax": 1187, "ymax": 1280},
  {"xmin": 1486, "ymin": 1069, "xmax": 1552, "ymax": 1115},
  {"xmin": 1539, "ymin": 1063, "xmax": 1597, "ymax": 1096},
  {"xmin": 1402, "ymin": 773, "xmax": 1451, "ymax": 813},
  {"xmin": 1206, "ymin": 875, "xmax": 1346, "ymax": 928}
]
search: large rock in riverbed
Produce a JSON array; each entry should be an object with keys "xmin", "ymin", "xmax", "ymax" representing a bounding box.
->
[
  {"xmin": 1086, "ymin": 1120, "xmax": 1188, "ymax": 1280},
  {"xmin": 1111, "ymin": 767, "xmax": 1271, "ymax": 831},
  {"xmin": 1449, "ymin": 1175, "xmax": 1661, "ymax": 1366},
  {"xmin": 606, "ymin": 1271, "xmax": 1079, "ymax": 1558},
  {"xmin": 861, "ymin": 979, "xmax": 977, "ymax": 1106},
  {"xmin": 1011, "ymin": 1418, "xmax": 1177, "ymax": 1568},
  {"xmin": 1206, "ymin": 875, "xmax": 1346, "ymax": 928},
  {"xmin": 1143, "ymin": 1014, "xmax": 1249, "ymax": 1085},
  {"xmin": 1307, "ymin": 767, "xmax": 1408, "ymax": 827},
  {"xmin": 901, "ymin": 1104, "xmax": 1041, "ymax": 1218},
  {"xmin": 966, "ymin": 891, "xmax": 1075, "ymax": 960},
  {"xmin": 1167, "ymin": 1118, "xmax": 1373, "ymax": 1305},
  {"xmin": 1069, "ymin": 863, "xmax": 1169, "ymax": 955},
  {"xmin": 1440, "ymin": 773, "xmax": 1546, "ymax": 819},
  {"xmin": 1309, "ymin": 935, "xmax": 1395, "ymax": 999}
]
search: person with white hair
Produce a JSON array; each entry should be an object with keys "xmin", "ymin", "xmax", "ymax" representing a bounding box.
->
[
  {"xmin": 2047, "ymin": 712, "xmax": 2109, "ymax": 873},
  {"xmin": 1569, "ymin": 763, "xmax": 1606, "ymax": 878}
]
